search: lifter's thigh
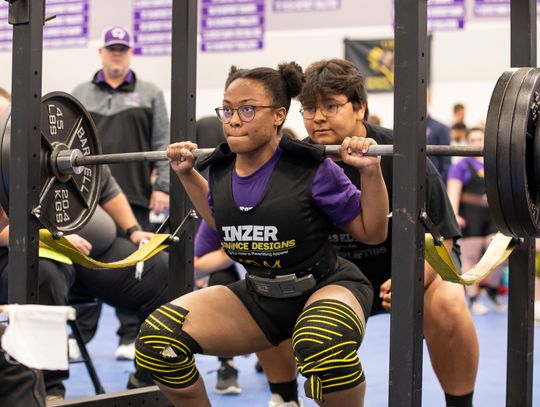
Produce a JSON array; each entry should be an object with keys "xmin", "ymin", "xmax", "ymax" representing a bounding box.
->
[{"xmin": 173, "ymin": 285, "xmax": 273, "ymax": 355}]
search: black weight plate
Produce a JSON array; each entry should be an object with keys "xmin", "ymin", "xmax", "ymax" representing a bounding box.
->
[
  {"xmin": 495, "ymin": 67, "xmax": 530, "ymax": 238},
  {"xmin": 39, "ymin": 92, "xmax": 101, "ymax": 234},
  {"xmin": 0, "ymin": 105, "xmax": 51, "ymax": 220},
  {"xmin": 508, "ymin": 68, "xmax": 540, "ymax": 237},
  {"xmin": 0, "ymin": 105, "xmax": 9, "ymax": 215},
  {"xmin": 536, "ymin": 123, "xmax": 540, "ymax": 208},
  {"xmin": 485, "ymin": 68, "xmax": 516, "ymax": 236}
]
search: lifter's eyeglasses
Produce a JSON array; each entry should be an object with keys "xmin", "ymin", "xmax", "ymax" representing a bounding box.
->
[{"xmin": 215, "ymin": 105, "xmax": 276, "ymax": 123}]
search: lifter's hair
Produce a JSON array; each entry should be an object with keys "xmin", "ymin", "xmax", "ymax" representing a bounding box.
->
[{"xmin": 225, "ymin": 62, "xmax": 304, "ymax": 131}]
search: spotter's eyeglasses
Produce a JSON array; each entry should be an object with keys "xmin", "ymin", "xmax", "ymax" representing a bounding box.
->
[{"xmin": 299, "ymin": 101, "xmax": 350, "ymax": 120}]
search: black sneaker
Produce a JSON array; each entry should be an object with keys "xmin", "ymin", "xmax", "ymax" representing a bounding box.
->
[
  {"xmin": 215, "ymin": 364, "xmax": 241, "ymax": 395},
  {"xmin": 486, "ymin": 287, "xmax": 507, "ymax": 312},
  {"xmin": 126, "ymin": 370, "xmax": 154, "ymax": 389}
]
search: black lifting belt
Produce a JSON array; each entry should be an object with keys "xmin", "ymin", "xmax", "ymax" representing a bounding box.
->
[{"xmin": 245, "ymin": 245, "xmax": 338, "ymax": 298}]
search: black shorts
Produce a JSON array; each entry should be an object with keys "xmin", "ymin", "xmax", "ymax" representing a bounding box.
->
[
  {"xmin": 462, "ymin": 204, "xmax": 497, "ymax": 238},
  {"xmin": 228, "ymin": 257, "xmax": 373, "ymax": 346}
]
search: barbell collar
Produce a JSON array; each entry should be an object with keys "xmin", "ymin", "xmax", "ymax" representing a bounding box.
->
[
  {"xmin": 56, "ymin": 148, "xmax": 84, "ymax": 175},
  {"xmin": 73, "ymin": 144, "xmax": 483, "ymax": 168}
]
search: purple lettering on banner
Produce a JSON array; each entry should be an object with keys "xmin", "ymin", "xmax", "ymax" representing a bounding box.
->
[
  {"xmin": 427, "ymin": 0, "xmax": 465, "ymax": 31},
  {"xmin": 474, "ymin": 0, "xmax": 540, "ymax": 18},
  {"xmin": 474, "ymin": 0, "xmax": 510, "ymax": 18},
  {"xmin": 133, "ymin": 0, "xmax": 172, "ymax": 56},
  {"xmin": 391, "ymin": 0, "xmax": 465, "ymax": 32},
  {"xmin": 0, "ymin": 0, "xmax": 89, "ymax": 52},
  {"xmin": 201, "ymin": 0, "xmax": 265, "ymax": 53},
  {"xmin": 273, "ymin": 0, "xmax": 341, "ymax": 13},
  {"xmin": 0, "ymin": 3, "xmax": 12, "ymax": 52}
]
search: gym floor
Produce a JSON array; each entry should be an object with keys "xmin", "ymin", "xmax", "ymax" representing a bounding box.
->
[{"xmin": 65, "ymin": 296, "xmax": 540, "ymax": 407}]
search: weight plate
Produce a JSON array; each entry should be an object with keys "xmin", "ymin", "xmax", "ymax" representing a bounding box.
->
[
  {"xmin": 0, "ymin": 104, "xmax": 50, "ymax": 221},
  {"xmin": 508, "ymin": 68, "xmax": 540, "ymax": 237},
  {"xmin": 38, "ymin": 92, "xmax": 101, "ymax": 234},
  {"xmin": 496, "ymin": 68, "xmax": 530, "ymax": 237},
  {"xmin": 485, "ymin": 68, "xmax": 516, "ymax": 236},
  {"xmin": 0, "ymin": 105, "xmax": 9, "ymax": 215}
]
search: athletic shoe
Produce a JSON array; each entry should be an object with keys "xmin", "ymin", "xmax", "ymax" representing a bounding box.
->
[
  {"xmin": 68, "ymin": 337, "xmax": 81, "ymax": 361},
  {"xmin": 126, "ymin": 371, "xmax": 154, "ymax": 389},
  {"xmin": 115, "ymin": 342, "xmax": 135, "ymax": 360},
  {"xmin": 471, "ymin": 301, "xmax": 489, "ymax": 315},
  {"xmin": 268, "ymin": 394, "xmax": 304, "ymax": 407},
  {"xmin": 486, "ymin": 287, "xmax": 507, "ymax": 312},
  {"xmin": 215, "ymin": 364, "xmax": 241, "ymax": 394},
  {"xmin": 45, "ymin": 394, "xmax": 64, "ymax": 402},
  {"xmin": 45, "ymin": 384, "xmax": 65, "ymax": 402}
]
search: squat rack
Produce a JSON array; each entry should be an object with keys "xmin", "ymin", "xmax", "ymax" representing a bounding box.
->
[
  {"xmin": 5, "ymin": 0, "xmax": 537, "ymax": 406},
  {"xmin": 7, "ymin": 0, "xmax": 195, "ymax": 405},
  {"xmin": 391, "ymin": 1, "xmax": 536, "ymax": 406}
]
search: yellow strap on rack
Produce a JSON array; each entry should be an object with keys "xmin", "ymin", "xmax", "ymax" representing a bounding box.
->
[
  {"xmin": 38, "ymin": 247, "xmax": 73, "ymax": 265},
  {"xmin": 424, "ymin": 232, "xmax": 517, "ymax": 285},
  {"xmin": 39, "ymin": 229, "xmax": 171, "ymax": 269}
]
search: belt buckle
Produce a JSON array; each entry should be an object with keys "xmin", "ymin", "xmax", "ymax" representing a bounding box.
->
[{"xmin": 247, "ymin": 273, "xmax": 317, "ymax": 298}]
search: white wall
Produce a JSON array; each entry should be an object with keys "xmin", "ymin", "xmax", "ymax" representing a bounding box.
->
[
  {"xmin": 0, "ymin": 12, "xmax": 525, "ymax": 137},
  {"xmin": 195, "ymin": 19, "xmax": 515, "ymax": 135}
]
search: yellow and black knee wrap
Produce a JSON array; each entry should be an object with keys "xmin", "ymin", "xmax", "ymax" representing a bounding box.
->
[
  {"xmin": 292, "ymin": 299, "xmax": 365, "ymax": 402},
  {"xmin": 135, "ymin": 303, "xmax": 202, "ymax": 388}
]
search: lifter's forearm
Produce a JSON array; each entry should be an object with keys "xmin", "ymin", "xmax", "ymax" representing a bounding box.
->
[
  {"xmin": 359, "ymin": 165, "xmax": 389, "ymax": 244},
  {"xmin": 177, "ymin": 169, "xmax": 215, "ymax": 229}
]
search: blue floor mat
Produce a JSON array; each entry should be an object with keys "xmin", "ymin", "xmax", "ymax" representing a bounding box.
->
[{"xmin": 65, "ymin": 299, "xmax": 540, "ymax": 406}]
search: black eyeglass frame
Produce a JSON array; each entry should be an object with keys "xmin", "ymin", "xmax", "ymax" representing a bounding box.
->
[{"xmin": 299, "ymin": 101, "xmax": 350, "ymax": 120}]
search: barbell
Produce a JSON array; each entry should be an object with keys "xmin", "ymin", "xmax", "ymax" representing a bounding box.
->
[{"xmin": 0, "ymin": 67, "xmax": 538, "ymax": 238}]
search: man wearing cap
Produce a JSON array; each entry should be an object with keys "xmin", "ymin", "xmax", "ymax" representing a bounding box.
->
[
  {"xmin": 72, "ymin": 26, "xmax": 170, "ymax": 230},
  {"xmin": 72, "ymin": 25, "xmax": 170, "ymax": 367}
]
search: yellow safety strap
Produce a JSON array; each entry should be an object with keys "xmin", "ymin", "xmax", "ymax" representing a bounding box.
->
[
  {"xmin": 38, "ymin": 247, "xmax": 73, "ymax": 265},
  {"xmin": 39, "ymin": 229, "xmax": 171, "ymax": 269},
  {"xmin": 424, "ymin": 232, "xmax": 517, "ymax": 285}
]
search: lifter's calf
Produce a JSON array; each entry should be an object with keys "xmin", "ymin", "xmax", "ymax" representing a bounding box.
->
[
  {"xmin": 317, "ymin": 381, "xmax": 365, "ymax": 407},
  {"xmin": 156, "ymin": 377, "xmax": 210, "ymax": 407}
]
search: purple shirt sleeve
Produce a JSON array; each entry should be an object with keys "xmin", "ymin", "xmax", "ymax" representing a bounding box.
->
[
  {"xmin": 447, "ymin": 157, "xmax": 478, "ymax": 185},
  {"xmin": 194, "ymin": 220, "xmax": 221, "ymax": 257},
  {"xmin": 312, "ymin": 158, "xmax": 361, "ymax": 225}
]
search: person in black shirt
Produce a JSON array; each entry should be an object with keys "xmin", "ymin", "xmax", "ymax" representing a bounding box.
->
[{"xmin": 258, "ymin": 59, "xmax": 478, "ymax": 407}]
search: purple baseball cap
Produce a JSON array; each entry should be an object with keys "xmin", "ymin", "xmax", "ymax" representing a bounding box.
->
[{"xmin": 102, "ymin": 26, "xmax": 131, "ymax": 48}]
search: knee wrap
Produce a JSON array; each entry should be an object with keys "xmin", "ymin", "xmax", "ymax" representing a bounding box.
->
[
  {"xmin": 292, "ymin": 299, "xmax": 365, "ymax": 402},
  {"xmin": 135, "ymin": 303, "xmax": 202, "ymax": 388}
]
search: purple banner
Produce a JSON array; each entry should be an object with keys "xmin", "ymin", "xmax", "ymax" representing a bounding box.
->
[
  {"xmin": 0, "ymin": 4, "xmax": 9, "ymax": 52},
  {"xmin": 474, "ymin": 0, "xmax": 540, "ymax": 18},
  {"xmin": 427, "ymin": 0, "xmax": 465, "ymax": 32},
  {"xmin": 391, "ymin": 0, "xmax": 465, "ymax": 32},
  {"xmin": 272, "ymin": 0, "xmax": 340, "ymax": 13},
  {"xmin": 201, "ymin": 0, "xmax": 265, "ymax": 53},
  {"xmin": 0, "ymin": 0, "xmax": 89, "ymax": 52},
  {"xmin": 474, "ymin": 0, "xmax": 510, "ymax": 18},
  {"xmin": 133, "ymin": 0, "xmax": 172, "ymax": 56}
]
